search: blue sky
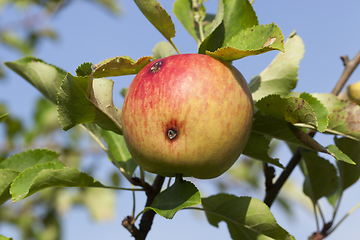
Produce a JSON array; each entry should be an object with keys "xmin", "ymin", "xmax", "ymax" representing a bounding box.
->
[{"xmin": 1, "ymin": 0, "xmax": 360, "ymax": 239}]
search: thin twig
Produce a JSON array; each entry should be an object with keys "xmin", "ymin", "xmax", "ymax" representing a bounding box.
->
[
  {"xmin": 0, "ymin": 0, "xmax": 67, "ymax": 31},
  {"xmin": 263, "ymin": 163, "xmax": 275, "ymax": 193},
  {"xmin": 263, "ymin": 51, "xmax": 360, "ymax": 208},
  {"xmin": 264, "ymin": 148, "xmax": 301, "ymax": 206}
]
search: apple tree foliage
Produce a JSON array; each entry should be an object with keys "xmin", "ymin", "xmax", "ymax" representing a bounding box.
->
[{"xmin": 2, "ymin": 0, "xmax": 360, "ymax": 240}]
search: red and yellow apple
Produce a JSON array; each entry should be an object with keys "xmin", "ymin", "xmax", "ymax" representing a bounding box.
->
[{"xmin": 122, "ymin": 54, "xmax": 253, "ymax": 179}]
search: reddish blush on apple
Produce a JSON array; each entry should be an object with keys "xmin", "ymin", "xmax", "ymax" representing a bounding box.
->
[{"xmin": 122, "ymin": 54, "xmax": 253, "ymax": 179}]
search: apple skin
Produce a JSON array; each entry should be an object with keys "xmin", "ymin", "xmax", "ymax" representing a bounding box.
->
[{"xmin": 122, "ymin": 54, "xmax": 253, "ymax": 179}]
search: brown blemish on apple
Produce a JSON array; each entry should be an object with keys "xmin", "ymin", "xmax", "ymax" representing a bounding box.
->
[
  {"xmin": 167, "ymin": 129, "xmax": 177, "ymax": 140},
  {"xmin": 150, "ymin": 61, "xmax": 162, "ymax": 73},
  {"xmin": 164, "ymin": 119, "xmax": 183, "ymax": 141}
]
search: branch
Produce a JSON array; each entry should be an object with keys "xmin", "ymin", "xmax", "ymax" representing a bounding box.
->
[
  {"xmin": 0, "ymin": 0, "xmax": 68, "ymax": 31},
  {"xmin": 133, "ymin": 175, "xmax": 165, "ymax": 240},
  {"xmin": 332, "ymin": 51, "xmax": 360, "ymax": 95},
  {"xmin": 263, "ymin": 51, "xmax": 360, "ymax": 208}
]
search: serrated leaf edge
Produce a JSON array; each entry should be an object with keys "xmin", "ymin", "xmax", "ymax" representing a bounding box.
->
[
  {"xmin": 0, "ymin": 149, "xmax": 60, "ymax": 170},
  {"xmin": 10, "ymin": 162, "xmax": 65, "ymax": 202}
]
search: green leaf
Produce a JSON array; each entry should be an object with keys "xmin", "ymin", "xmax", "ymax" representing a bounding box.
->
[
  {"xmin": 202, "ymin": 3, "xmax": 224, "ymax": 40},
  {"xmin": 299, "ymin": 93, "xmax": 328, "ymax": 132},
  {"xmin": 300, "ymin": 151, "xmax": 338, "ymax": 204},
  {"xmin": 220, "ymin": 0, "xmax": 258, "ymax": 41},
  {"xmin": 288, "ymin": 124, "xmax": 328, "ymax": 154},
  {"xmin": 82, "ymin": 188, "xmax": 116, "ymax": 221},
  {"xmin": 120, "ymin": 88, "xmax": 127, "ymax": 98},
  {"xmin": 335, "ymin": 137, "xmax": 360, "ymax": 191},
  {"xmin": 102, "ymin": 130, "xmax": 137, "ymax": 176},
  {"xmin": 205, "ymin": 23, "xmax": 284, "ymax": 61},
  {"xmin": 1, "ymin": 114, "xmax": 22, "ymax": 149},
  {"xmin": 152, "ymin": 41, "xmax": 176, "ymax": 59},
  {"xmin": 202, "ymin": 194, "xmax": 294, "ymax": 240},
  {"xmin": 250, "ymin": 31, "xmax": 304, "ymax": 101},
  {"xmin": 10, "ymin": 162, "xmax": 65, "ymax": 202},
  {"xmin": 134, "ymin": 0, "xmax": 177, "ymax": 51},
  {"xmin": 173, "ymin": 0, "xmax": 224, "ymax": 46},
  {"xmin": 76, "ymin": 62, "xmax": 93, "ymax": 77},
  {"xmin": 145, "ymin": 179, "xmax": 201, "ymax": 219},
  {"xmin": 10, "ymin": 163, "xmax": 105, "ymax": 202},
  {"xmin": 173, "ymin": 0, "xmax": 201, "ymax": 44},
  {"xmin": 0, "ymin": 113, "xmax": 8, "ymax": 123},
  {"xmin": 4, "ymin": 57, "xmax": 67, "ymax": 104},
  {"xmin": 327, "ymin": 144, "xmax": 355, "ymax": 165},
  {"xmin": 0, "ymin": 149, "xmax": 60, "ymax": 172},
  {"xmin": 57, "ymin": 74, "xmax": 122, "ymax": 134},
  {"xmin": 93, "ymin": 56, "xmax": 153, "ymax": 78},
  {"xmin": 252, "ymin": 116, "xmax": 333, "ymax": 155},
  {"xmin": 242, "ymin": 131, "xmax": 283, "ymax": 168},
  {"xmin": 252, "ymin": 116, "xmax": 309, "ymax": 148},
  {"xmin": 25, "ymin": 98, "xmax": 60, "ymax": 143},
  {"xmin": 0, "ymin": 30, "xmax": 32, "ymax": 55},
  {"xmin": 256, "ymin": 94, "xmax": 318, "ymax": 128},
  {"xmin": 311, "ymin": 93, "xmax": 360, "ymax": 140},
  {"xmin": 93, "ymin": 0, "xmax": 122, "ymax": 15},
  {"xmin": 199, "ymin": 0, "xmax": 258, "ymax": 54},
  {"xmin": 0, "ymin": 235, "xmax": 13, "ymax": 240},
  {"xmin": 202, "ymin": 193, "xmax": 238, "ymax": 227},
  {"xmin": 0, "ymin": 169, "xmax": 20, "ymax": 205}
]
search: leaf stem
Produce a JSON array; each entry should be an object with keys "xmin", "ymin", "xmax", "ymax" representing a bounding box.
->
[
  {"xmin": 80, "ymin": 124, "xmax": 107, "ymax": 150},
  {"xmin": 79, "ymin": 124, "xmax": 135, "ymax": 184},
  {"xmin": 327, "ymin": 201, "xmax": 360, "ymax": 236},
  {"xmin": 198, "ymin": 20, "xmax": 205, "ymax": 42},
  {"xmin": 132, "ymin": 209, "xmax": 147, "ymax": 225},
  {"xmin": 95, "ymin": 185, "xmax": 144, "ymax": 191},
  {"xmin": 317, "ymin": 202, "xmax": 326, "ymax": 226},
  {"xmin": 313, "ymin": 203, "xmax": 320, "ymax": 232},
  {"xmin": 169, "ymin": 39, "xmax": 181, "ymax": 55},
  {"xmin": 332, "ymin": 191, "xmax": 343, "ymax": 222},
  {"xmin": 132, "ymin": 185, "xmax": 136, "ymax": 218}
]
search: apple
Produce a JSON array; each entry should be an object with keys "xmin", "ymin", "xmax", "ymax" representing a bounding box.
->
[
  {"xmin": 347, "ymin": 81, "xmax": 360, "ymax": 105},
  {"xmin": 122, "ymin": 54, "xmax": 253, "ymax": 179}
]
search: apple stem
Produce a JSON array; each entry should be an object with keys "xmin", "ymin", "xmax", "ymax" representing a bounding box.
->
[
  {"xmin": 175, "ymin": 173, "xmax": 184, "ymax": 183},
  {"xmin": 140, "ymin": 167, "xmax": 146, "ymax": 186}
]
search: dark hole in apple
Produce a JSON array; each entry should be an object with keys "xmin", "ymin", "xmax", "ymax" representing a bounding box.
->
[
  {"xmin": 150, "ymin": 61, "xmax": 162, "ymax": 73},
  {"xmin": 167, "ymin": 129, "xmax": 177, "ymax": 140}
]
